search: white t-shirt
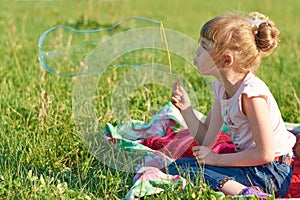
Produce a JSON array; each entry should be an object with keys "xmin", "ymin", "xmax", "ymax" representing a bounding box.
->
[{"xmin": 213, "ymin": 72, "xmax": 296, "ymax": 156}]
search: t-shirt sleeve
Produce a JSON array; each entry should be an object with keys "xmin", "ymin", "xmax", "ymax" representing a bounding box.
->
[
  {"xmin": 241, "ymin": 77, "xmax": 270, "ymax": 102},
  {"xmin": 239, "ymin": 76, "xmax": 271, "ymax": 115}
]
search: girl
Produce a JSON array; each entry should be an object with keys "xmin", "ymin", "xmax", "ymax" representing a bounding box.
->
[{"xmin": 170, "ymin": 12, "xmax": 296, "ymax": 198}]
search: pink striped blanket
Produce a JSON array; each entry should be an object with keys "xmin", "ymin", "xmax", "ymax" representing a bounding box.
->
[{"xmin": 103, "ymin": 102, "xmax": 300, "ymax": 199}]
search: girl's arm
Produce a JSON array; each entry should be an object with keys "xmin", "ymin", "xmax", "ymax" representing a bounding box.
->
[
  {"xmin": 182, "ymin": 99, "xmax": 223, "ymax": 145},
  {"xmin": 201, "ymin": 99, "xmax": 224, "ymax": 146},
  {"xmin": 171, "ymin": 82, "xmax": 223, "ymax": 145},
  {"xmin": 194, "ymin": 94, "xmax": 275, "ymax": 166}
]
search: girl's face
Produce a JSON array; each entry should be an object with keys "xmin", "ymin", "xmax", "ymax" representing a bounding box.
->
[{"xmin": 193, "ymin": 38, "xmax": 219, "ymax": 76}]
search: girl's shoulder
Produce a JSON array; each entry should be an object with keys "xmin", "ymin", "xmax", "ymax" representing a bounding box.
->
[
  {"xmin": 241, "ymin": 72, "xmax": 271, "ymax": 99},
  {"xmin": 212, "ymin": 72, "xmax": 272, "ymax": 100}
]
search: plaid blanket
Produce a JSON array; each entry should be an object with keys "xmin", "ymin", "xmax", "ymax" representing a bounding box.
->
[{"xmin": 103, "ymin": 102, "xmax": 300, "ymax": 199}]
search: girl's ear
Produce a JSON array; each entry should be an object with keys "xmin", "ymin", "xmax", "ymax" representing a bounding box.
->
[{"xmin": 223, "ymin": 54, "xmax": 234, "ymax": 67}]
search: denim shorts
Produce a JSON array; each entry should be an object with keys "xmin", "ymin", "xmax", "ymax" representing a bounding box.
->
[{"xmin": 166, "ymin": 155, "xmax": 293, "ymax": 197}]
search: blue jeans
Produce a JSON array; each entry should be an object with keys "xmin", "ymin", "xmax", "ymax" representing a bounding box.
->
[{"xmin": 166, "ymin": 155, "xmax": 293, "ymax": 197}]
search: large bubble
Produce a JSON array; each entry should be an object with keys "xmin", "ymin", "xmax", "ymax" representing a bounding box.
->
[{"xmin": 38, "ymin": 16, "xmax": 215, "ymax": 172}]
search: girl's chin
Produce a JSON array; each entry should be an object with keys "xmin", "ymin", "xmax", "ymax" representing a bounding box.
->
[
  {"xmin": 198, "ymin": 71, "xmax": 207, "ymax": 76},
  {"xmin": 198, "ymin": 70, "xmax": 212, "ymax": 76}
]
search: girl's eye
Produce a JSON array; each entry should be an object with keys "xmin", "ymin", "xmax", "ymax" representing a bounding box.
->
[{"xmin": 200, "ymin": 41, "xmax": 208, "ymax": 50}]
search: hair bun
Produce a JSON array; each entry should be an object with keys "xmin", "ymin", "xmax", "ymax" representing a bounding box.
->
[{"xmin": 246, "ymin": 12, "xmax": 280, "ymax": 57}]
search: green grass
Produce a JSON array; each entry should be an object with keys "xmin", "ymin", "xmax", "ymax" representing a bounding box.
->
[{"xmin": 0, "ymin": 0, "xmax": 299, "ymax": 199}]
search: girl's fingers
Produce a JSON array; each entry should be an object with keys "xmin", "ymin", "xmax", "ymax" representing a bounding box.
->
[
  {"xmin": 196, "ymin": 156, "xmax": 206, "ymax": 165},
  {"xmin": 171, "ymin": 96, "xmax": 178, "ymax": 103},
  {"xmin": 173, "ymin": 82, "xmax": 179, "ymax": 91},
  {"xmin": 192, "ymin": 146, "xmax": 201, "ymax": 151},
  {"xmin": 174, "ymin": 81, "xmax": 183, "ymax": 92},
  {"xmin": 192, "ymin": 146, "xmax": 212, "ymax": 160},
  {"xmin": 172, "ymin": 92, "xmax": 182, "ymax": 99},
  {"xmin": 171, "ymin": 97, "xmax": 179, "ymax": 105},
  {"xmin": 171, "ymin": 94, "xmax": 182, "ymax": 102},
  {"xmin": 171, "ymin": 98, "xmax": 182, "ymax": 111}
]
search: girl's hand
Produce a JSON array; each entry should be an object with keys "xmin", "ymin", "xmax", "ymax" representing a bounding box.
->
[
  {"xmin": 171, "ymin": 82, "xmax": 191, "ymax": 111},
  {"xmin": 192, "ymin": 146, "xmax": 216, "ymax": 165}
]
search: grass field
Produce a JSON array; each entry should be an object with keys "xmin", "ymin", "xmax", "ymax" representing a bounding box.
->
[{"xmin": 1, "ymin": 0, "xmax": 300, "ymax": 199}]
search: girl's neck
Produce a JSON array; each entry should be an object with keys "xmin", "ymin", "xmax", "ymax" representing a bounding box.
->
[{"xmin": 218, "ymin": 71, "xmax": 248, "ymax": 99}]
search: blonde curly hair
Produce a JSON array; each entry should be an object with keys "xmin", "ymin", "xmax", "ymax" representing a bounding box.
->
[{"xmin": 200, "ymin": 12, "xmax": 280, "ymax": 73}]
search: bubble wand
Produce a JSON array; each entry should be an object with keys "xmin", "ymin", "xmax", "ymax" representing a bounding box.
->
[{"xmin": 159, "ymin": 22, "xmax": 178, "ymax": 83}]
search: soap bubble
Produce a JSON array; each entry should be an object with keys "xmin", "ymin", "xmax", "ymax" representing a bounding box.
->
[{"xmin": 38, "ymin": 16, "xmax": 215, "ymax": 172}]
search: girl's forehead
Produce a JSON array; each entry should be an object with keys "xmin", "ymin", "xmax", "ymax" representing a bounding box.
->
[
  {"xmin": 199, "ymin": 38, "xmax": 214, "ymax": 47},
  {"xmin": 200, "ymin": 38, "xmax": 210, "ymax": 44}
]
